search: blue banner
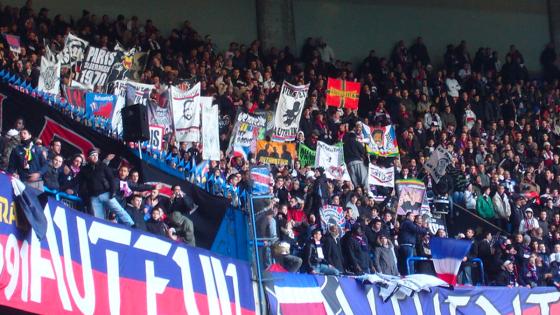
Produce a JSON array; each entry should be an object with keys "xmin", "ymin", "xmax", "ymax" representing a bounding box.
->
[
  {"xmin": 264, "ymin": 272, "xmax": 560, "ymax": 315},
  {"xmin": 85, "ymin": 92, "xmax": 116, "ymax": 119},
  {"xmin": 0, "ymin": 173, "xmax": 256, "ymax": 314}
]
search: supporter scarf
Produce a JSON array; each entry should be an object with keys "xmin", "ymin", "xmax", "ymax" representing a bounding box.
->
[{"xmin": 22, "ymin": 139, "xmax": 33, "ymax": 162}]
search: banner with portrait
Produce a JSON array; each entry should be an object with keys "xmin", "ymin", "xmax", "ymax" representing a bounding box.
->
[
  {"xmin": 319, "ymin": 204, "xmax": 345, "ymax": 235},
  {"xmin": 424, "ymin": 145, "xmax": 453, "ymax": 183},
  {"xmin": 256, "ymin": 140, "xmax": 296, "ymax": 166},
  {"xmin": 367, "ymin": 125, "xmax": 399, "ymax": 157},
  {"xmin": 396, "ymin": 179, "xmax": 430, "ymax": 215},
  {"xmin": 227, "ymin": 112, "xmax": 267, "ymax": 160},
  {"xmin": 171, "ymin": 83, "xmax": 201, "ymax": 143}
]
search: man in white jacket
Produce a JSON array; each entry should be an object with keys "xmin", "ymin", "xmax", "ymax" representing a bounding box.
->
[{"xmin": 492, "ymin": 185, "xmax": 511, "ymax": 230}]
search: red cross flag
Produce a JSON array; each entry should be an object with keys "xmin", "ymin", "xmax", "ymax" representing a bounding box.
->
[{"xmin": 326, "ymin": 78, "xmax": 360, "ymax": 110}]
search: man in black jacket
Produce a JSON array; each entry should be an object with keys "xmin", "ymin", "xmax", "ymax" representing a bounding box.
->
[
  {"xmin": 303, "ymin": 229, "xmax": 340, "ymax": 275},
  {"xmin": 343, "ymin": 130, "xmax": 368, "ymax": 189},
  {"xmin": 322, "ymin": 225, "xmax": 344, "ymax": 273},
  {"xmin": 75, "ymin": 148, "xmax": 134, "ymax": 226}
]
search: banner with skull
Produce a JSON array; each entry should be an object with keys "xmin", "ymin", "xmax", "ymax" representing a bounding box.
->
[
  {"xmin": 171, "ymin": 83, "xmax": 201, "ymax": 143},
  {"xmin": 38, "ymin": 56, "xmax": 61, "ymax": 96},
  {"xmin": 272, "ymin": 81, "xmax": 309, "ymax": 142}
]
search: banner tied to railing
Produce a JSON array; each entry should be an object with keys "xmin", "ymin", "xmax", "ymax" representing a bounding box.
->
[{"xmin": 0, "ymin": 173, "xmax": 256, "ymax": 315}]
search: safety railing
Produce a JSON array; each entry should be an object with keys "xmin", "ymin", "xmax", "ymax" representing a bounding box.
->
[
  {"xmin": 43, "ymin": 187, "xmax": 84, "ymax": 211},
  {"xmin": 406, "ymin": 256, "xmax": 485, "ymax": 285}
]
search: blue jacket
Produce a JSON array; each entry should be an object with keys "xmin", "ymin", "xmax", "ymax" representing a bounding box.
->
[
  {"xmin": 8, "ymin": 144, "xmax": 48, "ymax": 181},
  {"xmin": 398, "ymin": 219, "xmax": 428, "ymax": 246}
]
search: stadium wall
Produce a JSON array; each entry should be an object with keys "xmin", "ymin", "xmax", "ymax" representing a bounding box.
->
[
  {"xmin": 294, "ymin": 0, "xmax": 550, "ymax": 72},
  {"xmin": 4, "ymin": 0, "xmax": 549, "ymax": 72}
]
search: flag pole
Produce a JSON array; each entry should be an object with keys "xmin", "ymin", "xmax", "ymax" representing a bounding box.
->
[{"xmin": 138, "ymin": 141, "xmax": 142, "ymax": 160}]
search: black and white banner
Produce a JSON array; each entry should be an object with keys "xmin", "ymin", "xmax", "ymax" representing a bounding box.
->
[
  {"xmin": 57, "ymin": 33, "xmax": 89, "ymax": 68},
  {"xmin": 76, "ymin": 46, "xmax": 118, "ymax": 89},
  {"xmin": 368, "ymin": 164, "xmax": 395, "ymax": 188},
  {"xmin": 424, "ymin": 145, "xmax": 453, "ymax": 183},
  {"xmin": 172, "ymin": 83, "xmax": 201, "ymax": 143},
  {"xmin": 272, "ymin": 81, "xmax": 309, "ymax": 142},
  {"xmin": 110, "ymin": 80, "xmax": 128, "ymax": 134},
  {"xmin": 38, "ymin": 56, "xmax": 61, "ymax": 95},
  {"xmin": 315, "ymin": 141, "xmax": 350, "ymax": 181},
  {"xmin": 201, "ymin": 96, "xmax": 220, "ymax": 161}
]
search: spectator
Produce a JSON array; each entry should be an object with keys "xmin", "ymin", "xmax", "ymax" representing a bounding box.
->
[
  {"xmin": 476, "ymin": 186, "xmax": 495, "ymax": 220},
  {"xmin": 8, "ymin": 129, "xmax": 48, "ymax": 190},
  {"xmin": 303, "ymin": 229, "xmax": 339, "ymax": 275},
  {"xmin": 322, "ymin": 224, "xmax": 344, "ymax": 273},
  {"xmin": 397, "ymin": 211, "xmax": 428, "ymax": 275},
  {"xmin": 496, "ymin": 260, "xmax": 523, "ymax": 287},
  {"xmin": 374, "ymin": 234, "xmax": 399, "ymax": 276},
  {"xmin": 126, "ymin": 194, "xmax": 148, "ymax": 231},
  {"xmin": 146, "ymin": 206, "xmax": 167, "ymax": 236},
  {"xmin": 74, "ymin": 148, "xmax": 134, "ymax": 226},
  {"xmin": 167, "ymin": 211, "xmax": 196, "ymax": 246},
  {"xmin": 519, "ymin": 208, "xmax": 539, "ymax": 235}
]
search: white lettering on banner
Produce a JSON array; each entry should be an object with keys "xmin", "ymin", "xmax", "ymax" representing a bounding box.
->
[
  {"xmin": 19, "ymin": 241, "xmax": 28, "ymax": 302},
  {"xmin": 225, "ymin": 264, "xmax": 241, "ymax": 315},
  {"xmin": 146, "ymin": 260, "xmax": 170, "ymax": 315},
  {"xmin": 53, "ymin": 206, "xmax": 95, "ymax": 315},
  {"xmin": 390, "ymin": 296, "xmax": 402, "ymax": 315},
  {"xmin": 526, "ymin": 292, "xmax": 560, "ymax": 315},
  {"xmin": 0, "ymin": 201, "xmax": 246, "ymax": 315},
  {"xmin": 335, "ymin": 285, "xmax": 354, "ymax": 315},
  {"xmin": 172, "ymin": 247, "xmax": 200, "ymax": 315},
  {"xmin": 38, "ymin": 205, "xmax": 73, "ymax": 310},
  {"xmin": 211, "ymin": 257, "xmax": 233, "ymax": 315},
  {"xmin": 513, "ymin": 294, "xmax": 521, "ymax": 315},
  {"xmin": 5, "ymin": 234, "xmax": 19, "ymax": 301},
  {"xmin": 446, "ymin": 296, "xmax": 471, "ymax": 315},
  {"xmin": 366, "ymin": 287, "xmax": 377, "ymax": 315},
  {"xmin": 200, "ymin": 255, "xmax": 221, "ymax": 314},
  {"xmin": 412, "ymin": 294, "xmax": 423, "ymax": 315},
  {"xmin": 88, "ymin": 221, "xmax": 132, "ymax": 314},
  {"xmin": 475, "ymin": 296, "xmax": 500, "ymax": 314}
]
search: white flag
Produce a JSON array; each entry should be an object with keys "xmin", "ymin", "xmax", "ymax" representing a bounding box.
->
[
  {"xmin": 201, "ymin": 97, "xmax": 220, "ymax": 161},
  {"xmin": 315, "ymin": 141, "xmax": 350, "ymax": 181},
  {"xmin": 368, "ymin": 164, "xmax": 395, "ymax": 188},
  {"xmin": 171, "ymin": 83, "xmax": 201, "ymax": 142},
  {"xmin": 272, "ymin": 81, "xmax": 309, "ymax": 142},
  {"xmin": 38, "ymin": 56, "xmax": 61, "ymax": 96}
]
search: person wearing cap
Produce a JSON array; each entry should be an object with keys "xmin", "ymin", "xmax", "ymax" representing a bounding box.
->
[
  {"xmin": 496, "ymin": 260, "xmax": 522, "ymax": 287},
  {"xmin": 73, "ymin": 148, "xmax": 135, "ymax": 226},
  {"xmin": 303, "ymin": 228, "xmax": 340, "ymax": 275},
  {"xmin": 519, "ymin": 208, "xmax": 539, "ymax": 234}
]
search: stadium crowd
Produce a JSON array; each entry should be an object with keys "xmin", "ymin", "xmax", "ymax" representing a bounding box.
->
[{"xmin": 2, "ymin": 1, "xmax": 560, "ymax": 288}]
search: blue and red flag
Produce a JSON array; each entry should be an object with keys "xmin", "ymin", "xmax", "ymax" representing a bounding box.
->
[
  {"xmin": 251, "ymin": 166, "xmax": 272, "ymax": 195},
  {"xmin": 430, "ymin": 237, "xmax": 472, "ymax": 285}
]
